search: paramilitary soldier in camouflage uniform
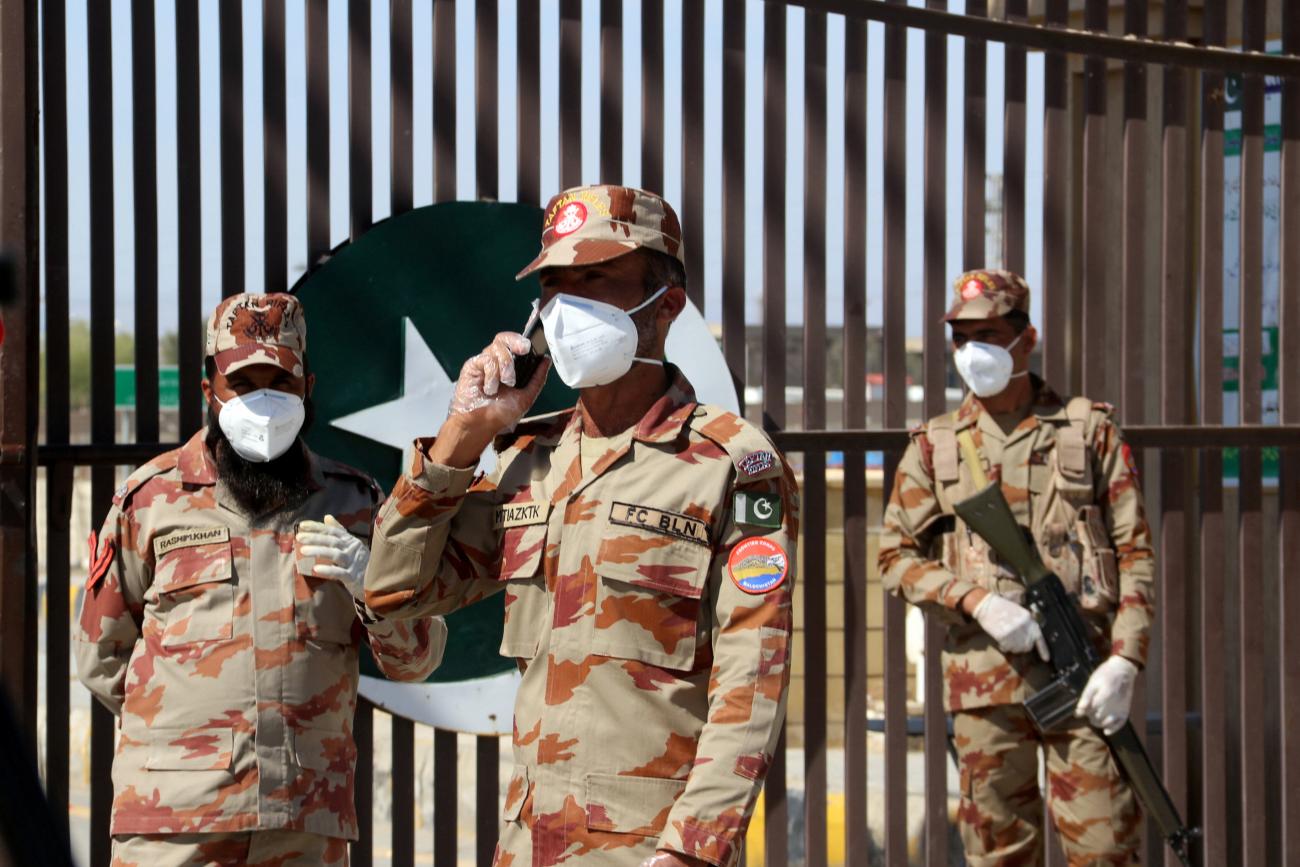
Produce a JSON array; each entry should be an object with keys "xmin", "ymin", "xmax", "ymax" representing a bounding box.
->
[
  {"xmin": 76, "ymin": 293, "xmax": 447, "ymax": 867},
  {"xmin": 365, "ymin": 185, "xmax": 798, "ymax": 867},
  {"xmin": 879, "ymin": 270, "xmax": 1155, "ymax": 866}
]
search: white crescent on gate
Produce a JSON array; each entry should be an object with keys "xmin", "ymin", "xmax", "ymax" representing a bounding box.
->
[{"xmin": 358, "ymin": 300, "xmax": 739, "ymax": 733}]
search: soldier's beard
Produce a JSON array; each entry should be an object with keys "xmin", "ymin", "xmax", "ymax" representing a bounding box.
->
[{"xmin": 205, "ymin": 399, "xmax": 316, "ymax": 516}]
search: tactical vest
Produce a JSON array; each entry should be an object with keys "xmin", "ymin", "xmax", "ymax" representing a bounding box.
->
[{"xmin": 926, "ymin": 396, "xmax": 1120, "ymax": 615}]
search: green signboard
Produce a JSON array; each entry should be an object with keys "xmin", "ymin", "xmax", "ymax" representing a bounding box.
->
[{"xmin": 114, "ymin": 365, "xmax": 181, "ymax": 409}]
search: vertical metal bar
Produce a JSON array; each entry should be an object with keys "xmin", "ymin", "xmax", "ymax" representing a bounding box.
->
[
  {"xmin": 349, "ymin": 3, "xmax": 375, "ymax": 863},
  {"xmin": 176, "ymin": 0, "xmax": 203, "ymax": 437},
  {"xmin": 559, "ymin": 0, "xmax": 581, "ymax": 188},
  {"xmin": 133, "ymin": 0, "xmax": 159, "ymax": 441},
  {"xmin": 477, "ymin": 0, "xmax": 498, "ymax": 199},
  {"xmin": 220, "ymin": 0, "xmax": 244, "ymax": 298},
  {"xmin": 921, "ymin": 4, "xmax": 949, "ymax": 865},
  {"xmin": 842, "ymin": 18, "xmax": 868, "ymax": 867},
  {"xmin": 641, "ymin": 0, "xmax": 663, "ymax": 193},
  {"xmin": 391, "ymin": 0, "xmax": 414, "ymax": 216},
  {"xmin": 721, "ymin": 0, "xmax": 745, "ymax": 397},
  {"xmin": 264, "ymin": 0, "xmax": 287, "ymax": 293},
  {"xmin": 1197, "ymin": 6, "xmax": 1227, "ymax": 862},
  {"xmin": 1041, "ymin": 0, "xmax": 1068, "ymax": 387},
  {"xmin": 1079, "ymin": 0, "xmax": 1107, "ymax": 399},
  {"xmin": 350, "ymin": 0, "xmax": 373, "ymax": 237},
  {"xmin": 1001, "ymin": 0, "xmax": 1025, "ymax": 274},
  {"xmin": 599, "ymin": 0, "xmax": 621, "ymax": 183},
  {"xmin": 476, "ymin": 734, "xmax": 497, "ymax": 867},
  {"xmin": 307, "ymin": 0, "xmax": 330, "ymax": 264},
  {"xmin": 961, "ymin": 0, "xmax": 985, "ymax": 268},
  {"xmin": 434, "ymin": 730, "xmax": 458, "ymax": 867},
  {"xmin": 388, "ymin": 7, "xmax": 415, "ymax": 863},
  {"xmin": 1279, "ymin": 0, "xmax": 1300, "ymax": 862},
  {"xmin": 517, "ymin": 0, "xmax": 540, "ymax": 205},
  {"xmin": 801, "ymin": 13, "xmax": 828, "ymax": 867},
  {"xmin": 1238, "ymin": 2, "xmax": 1266, "ymax": 863},
  {"xmin": 434, "ymin": 0, "xmax": 456, "ymax": 202},
  {"xmin": 882, "ymin": 5, "xmax": 907, "ymax": 865},
  {"xmin": 87, "ymin": 5, "xmax": 117, "ymax": 863},
  {"xmin": 681, "ymin": 0, "xmax": 704, "ymax": 310},
  {"xmin": 40, "ymin": 0, "xmax": 71, "ymax": 846},
  {"xmin": 475, "ymin": 2, "xmax": 501, "ymax": 847},
  {"xmin": 1158, "ymin": 8, "xmax": 1189, "ymax": 865},
  {"xmin": 761, "ymin": 6, "xmax": 787, "ymax": 866},
  {"xmin": 1119, "ymin": 0, "xmax": 1146, "ymax": 420}
]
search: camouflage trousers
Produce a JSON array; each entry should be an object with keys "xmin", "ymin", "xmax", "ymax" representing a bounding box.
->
[
  {"xmin": 953, "ymin": 704, "xmax": 1141, "ymax": 867},
  {"xmin": 110, "ymin": 830, "xmax": 349, "ymax": 867}
]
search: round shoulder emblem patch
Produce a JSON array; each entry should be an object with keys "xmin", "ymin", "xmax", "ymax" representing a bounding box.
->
[
  {"xmin": 553, "ymin": 201, "xmax": 588, "ymax": 237},
  {"xmin": 960, "ymin": 278, "xmax": 984, "ymax": 300},
  {"xmin": 728, "ymin": 537, "xmax": 789, "ymax": 595}
]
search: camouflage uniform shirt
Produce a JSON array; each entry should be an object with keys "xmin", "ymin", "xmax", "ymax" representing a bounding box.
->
[
  {"xmin": 366, "ymin": 368, "xmax": 798, "ymax": 867},
  {"xmin": 75, "ymin": 431, "xmax": 445, "ymax": 839},
  {"xmin": 879, "ymin": 379, "xmax": 1155, "ymax": 711}
]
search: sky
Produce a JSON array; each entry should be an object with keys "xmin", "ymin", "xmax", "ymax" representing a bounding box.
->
[{"xmin": 49, "ymin": 0, "xmax": 1046, "ymax": 340}]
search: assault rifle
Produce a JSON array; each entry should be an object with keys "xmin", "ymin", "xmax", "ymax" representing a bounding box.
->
[{"xmin": 954, "ymin": 482, "xmax": 1198, "ymax": 867}]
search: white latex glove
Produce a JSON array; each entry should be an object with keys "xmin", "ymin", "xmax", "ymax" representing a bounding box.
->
[
  {"xmin": 448, "ymin": 331, "xmax": 549, "ymax": 420},
  {"xmin": 972, "ymin": 593, "xmax": 1049, "ymax": 660},
  {"xmin": 296, "ymin": 515, "xmax": 369, "ymax": 601},
  {"xmin": 1075, "ymin": 655, "xmax": 1139, "ymax": 735}
]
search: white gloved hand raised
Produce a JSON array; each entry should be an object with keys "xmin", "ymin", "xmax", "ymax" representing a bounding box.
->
[
  {"xmin": 295, "ymin": 515, "xmax": 370, "ymax": 601},
  {"xmin": 1075, "ymin": 654, "xmax": 1139, "ymax": 735},
  {"xmin": 972, "ymin": 593, "xmax": 1049, "ymax": 660}
]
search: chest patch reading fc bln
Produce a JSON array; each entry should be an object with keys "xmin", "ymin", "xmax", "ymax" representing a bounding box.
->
[{"xmin": 610, "ymin": 502, "xmax": 710, "ymax": 546}]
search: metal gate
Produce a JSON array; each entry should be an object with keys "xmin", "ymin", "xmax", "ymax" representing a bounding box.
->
[{"xmin": 2, "ymin": 1, "xmax": 1300, "ymax": 866}]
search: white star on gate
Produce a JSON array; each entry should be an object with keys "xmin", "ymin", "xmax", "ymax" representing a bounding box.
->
[{"xmin": 330, "ymin": 317, "xmax": 497, "ymax": 476}]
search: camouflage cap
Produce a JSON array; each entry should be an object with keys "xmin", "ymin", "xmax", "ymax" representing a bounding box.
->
[
  {"xmin": 205, "ymin": 293, "xmax": 307, "ymax": 378},
  {"xmin": 943, "ymin": 269, "xmax": 1031, "ymax": 321},
  {"xmin": 515, "ymin": 185, "xmax": 684, "ymax": 280}
]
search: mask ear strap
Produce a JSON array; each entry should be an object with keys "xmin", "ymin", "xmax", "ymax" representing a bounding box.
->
[{"xmin": 628, "ymin": 285, "xmax": 669, "ymax": 314}]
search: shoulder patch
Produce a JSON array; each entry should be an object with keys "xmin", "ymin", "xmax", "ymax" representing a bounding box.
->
[
  {"xmin": 86, "ymin": 531, "xmax": 115, "ymax": 591},
  {"xmin": 113, "ymin": 451, "xmax": 180, "ymax": 508},
  {"xmin": 728, "ymin": 537, "xmax": 789, "ymax": 594},
  {"xmin": 689, "ymin": 405, "xmax": 785, "ymax": 481}
]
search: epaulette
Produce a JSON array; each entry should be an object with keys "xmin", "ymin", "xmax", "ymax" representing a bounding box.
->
[
  {"xmin": 493, "ymin": 407, "xmax": 574, "ymax": 453},
  {"xmin": 113, "ymin": 450, "xmax": 180, "ymax": 509},
  {"xmin": 688, "ymin": 404, "xmax": 785, "ymax": 482},
  {"xmin": 318, "ymin": 455, "xmax": 384, "ymax": 502}
]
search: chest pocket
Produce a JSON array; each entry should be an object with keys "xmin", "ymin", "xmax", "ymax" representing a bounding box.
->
[
  {"xmin": 592, "ymin": 520, "xmax": 712, "ymax": 671},
  {"xmin": 153, "ymin": 531, "xmax": 236, "ymax": 646},
  {"xmin": 294, "ymin": 521, "xmax": 366, "ymax": 645},
  {"xmin": 497, "ymin": 519, "xmax": 550, "ymax": 660}
]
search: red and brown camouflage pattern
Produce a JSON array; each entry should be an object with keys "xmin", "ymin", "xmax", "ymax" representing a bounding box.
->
[
  {"xmin": 943, "ymin": 268, "xmax": 1032, "ymax": 322},
  {"xmin": 110, "ymin": 829, "xmax": 349, "ymax": 867},
  {"xmin": 515, "ymin": 185, "xmax": 684, "ymax": 279},
  {"xmin": 879, "ymin": 377, "xmax": 1155, "ymax": 711},
  {"xmin": 953, "ymin": 704, "xmax": 1140, "ymax": 866},
  {"xmin": 75, "ymin": 431, "xmax": 445, "ymax": 840},
  {"xmin": 205, "ymin": 292, "xmax": 307, "ymax": 377},
  {"xmin": 366, "ymin": 367, "xmax": 798, "ymax": 867}
]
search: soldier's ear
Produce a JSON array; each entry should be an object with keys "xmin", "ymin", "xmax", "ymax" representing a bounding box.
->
[
  {"xmin": 305, "ymin": 373, "xmax": 316, "ymax": 398},
  {"xmin": 658, "ymin": 285, "xmax": 687, "ymax": 325},
  {"xmin": 1019, "ymin": 325, "xmax": 1038, "ymax": 358}
]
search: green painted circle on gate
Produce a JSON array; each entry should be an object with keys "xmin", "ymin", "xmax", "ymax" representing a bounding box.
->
[{"xmin": 291, "ymin": 201, "xmax": 573, "ymax": 683}]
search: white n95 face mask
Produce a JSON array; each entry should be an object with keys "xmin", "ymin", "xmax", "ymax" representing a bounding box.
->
[
  {"xmin": 953, "ymin": 334, "xmax": 1026, "ymax": 398},
  {"xmin": 215, "ymin": 388, "xmax": 306, "ymax": 462},
  {"xmin": 538, "ymin": 286, "xmax": 667, "ymax": 389}
]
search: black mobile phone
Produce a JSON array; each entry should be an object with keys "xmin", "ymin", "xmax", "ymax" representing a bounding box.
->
[{"xmin": 513, "ymin": 302, "xmax": 549, "ymax": 386}]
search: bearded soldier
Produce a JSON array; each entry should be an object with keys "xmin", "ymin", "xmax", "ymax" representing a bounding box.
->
[
  {"xmin": 76, "ymin": 293, "xmax": 445, "ymax": 867},
  {"xmin": 879, "ymin": 270, "xmax": 1155, "ymax": 866}
]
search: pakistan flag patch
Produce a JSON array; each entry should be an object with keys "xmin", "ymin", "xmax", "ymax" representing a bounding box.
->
[{"xmin": 734, "ymin": 491, "xmax": 782, "ymax": 529}]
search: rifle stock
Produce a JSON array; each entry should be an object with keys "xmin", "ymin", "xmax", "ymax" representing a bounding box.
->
[{"xmin": 953, "ymin": 482, "xmax": 1198, "ymax": 866}]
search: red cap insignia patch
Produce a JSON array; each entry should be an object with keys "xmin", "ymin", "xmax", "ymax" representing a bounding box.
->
[
  {"xmin": 552, "ymin": 201, "xmax": 588, "ymax": 237},
  {"xmin": 728, "ymin": 537, "xmax": 789, "ymax": 595},
  {"xmin": 961, "ymin": 278, "xmax": 984, "ymax": 300},
  {"xmin": 86, "ymin": 531, "xmax": 115, "ymax": 591}
]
